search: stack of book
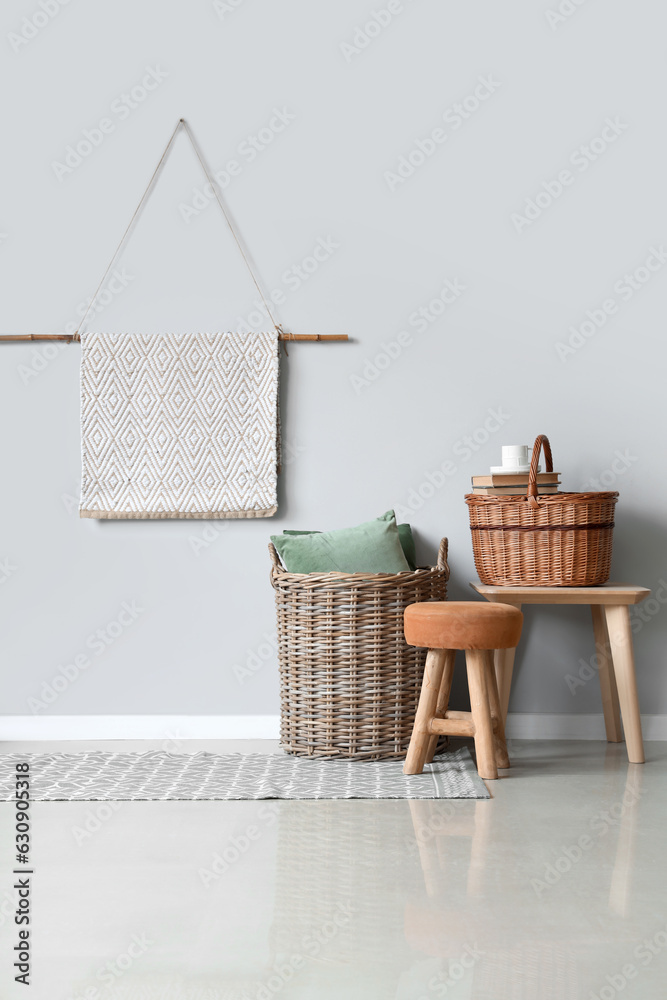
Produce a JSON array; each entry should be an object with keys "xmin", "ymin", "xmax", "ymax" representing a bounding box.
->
[{"xmin": 470, "ymin": 470, "xmax": 561, "ymax": 496}]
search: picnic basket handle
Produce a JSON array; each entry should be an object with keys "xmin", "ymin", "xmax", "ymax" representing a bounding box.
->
[{"xmin": 527, "ymin": 435, "xmax": 553, "ymax": 506}]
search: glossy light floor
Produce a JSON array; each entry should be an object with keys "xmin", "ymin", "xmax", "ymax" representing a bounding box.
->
[{"xmin": 1, "ymin": 739, "xmax": 666, "ymax": 1000}]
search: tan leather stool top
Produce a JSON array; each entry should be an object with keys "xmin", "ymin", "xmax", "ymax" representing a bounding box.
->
[{"xmin": 405, "ymin": 601, "xmax": 523, "ymax": 651}]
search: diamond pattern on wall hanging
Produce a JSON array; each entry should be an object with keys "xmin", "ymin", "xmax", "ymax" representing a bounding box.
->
[{"xmin": 80, "ymin": 330, "xmax": 279, "ymax": 519}]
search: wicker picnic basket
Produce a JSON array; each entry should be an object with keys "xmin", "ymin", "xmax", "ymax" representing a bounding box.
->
[
  {"xmin": 269, "ymin": 537, "xmax": 449, "ymax": 759},
  {"xmin": 466, "ymin": 435, "xmax": 618, "ymax": 587}
]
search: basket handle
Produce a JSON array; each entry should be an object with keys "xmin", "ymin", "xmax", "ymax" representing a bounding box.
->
[
  {"xmin": 527, "ymin": 434, "xmax": 553, "ymax": 506},
  {"xmin": 269, "ymin": 541, "xmax": 284, "ymax": 588},
  {"xmin": 269, "ymin": 542, "xmax": 282, "ymax": 569},
  {"xmin": 437, "ymin": 537, "xmax": 450, "ymax": 579}
]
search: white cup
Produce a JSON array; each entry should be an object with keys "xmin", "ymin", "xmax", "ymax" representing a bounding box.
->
[{"xmin": 501, "ymin": 445, "xmax": 529, "ymax": 469}]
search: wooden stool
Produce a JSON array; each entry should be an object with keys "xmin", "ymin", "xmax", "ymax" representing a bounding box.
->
[{"xmin": 403, "ymin": 602, "xmax": 523, "ymax": 779}]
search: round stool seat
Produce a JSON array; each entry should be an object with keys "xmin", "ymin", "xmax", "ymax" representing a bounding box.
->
[{"xmin": 404, "ymin": 601, "xmax": 523, "ymax": 651}]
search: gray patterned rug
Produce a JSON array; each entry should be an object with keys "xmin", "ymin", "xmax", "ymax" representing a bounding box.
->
[{"xmin": 0, "ymin": 748, "xmax": 489, "ymax": 800}]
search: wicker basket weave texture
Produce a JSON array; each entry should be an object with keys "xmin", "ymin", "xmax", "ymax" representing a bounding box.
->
[
  {"xmin": 466, "ymin": 435, "xmax": 618, "ymax": 586},
  {"xmin": 270, "ymin": 537, "xmax": 449, "ymax": 760}
]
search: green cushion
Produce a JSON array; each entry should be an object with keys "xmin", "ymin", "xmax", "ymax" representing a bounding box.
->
[
  {"xmin": 272, "ymin": 510, "xmax": 411, "ymax": 574},
  {"xmin": 283, "ymin": 515, "xmax": 417, "ymax": 570},
  {"xmin": 396, "ymin": 523, "xmax": 417, "ymax": 571}
]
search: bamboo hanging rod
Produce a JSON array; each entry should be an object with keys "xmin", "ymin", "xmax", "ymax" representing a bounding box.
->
[{"xmin": 0, "ymin": 333, "xmax": 348, "ymax": 343}]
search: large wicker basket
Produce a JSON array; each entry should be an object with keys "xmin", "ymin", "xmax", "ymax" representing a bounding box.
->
[
  {"xmin": 269, "ymin": 537, "xmax": 449, "ymax": 759},
  {"xmin": 466, "ymin": 435, "xmax": 618, "ymax": 587}
]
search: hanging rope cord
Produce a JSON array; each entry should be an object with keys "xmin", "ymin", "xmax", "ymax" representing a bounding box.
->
[{"xmin": 74, "ymin": 118, "xmax": 284, "ymax": 339}]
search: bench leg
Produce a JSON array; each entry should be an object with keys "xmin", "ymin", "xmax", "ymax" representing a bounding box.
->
[
  {"xmin": 404, "ymin": 648, "xmax": 446, "ymax": 775},
  {"xmin": 485, "ymin": 650, "xmax": 510, "ymax": 769},
  {"xmin": 491, "ymin": 602, "xmax": 522, "ymax": 721},
  {"xmin": 466, "ymin": 649, "xmax": 498, "ymax": 780},
  {"xmin": 425, "ymin": 649, "xmax": 456, "ymax": 764},
  {"xmin": 591, "ymin": 604, "xmax": 622, "ymax": 742},
  {"xmin": 604, "ymin": 605, "xmax": 645, "ymax": 764}
]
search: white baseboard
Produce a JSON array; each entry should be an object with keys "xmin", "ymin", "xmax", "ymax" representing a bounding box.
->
[
  {"xmin": 505, "ymin": 713, "xmax": 667, "ymax": 741},
  {"xmin": 0, "ymin": 714, "xmax": 666, "ymax": 742},
  {"xmin": 0, "ymin": 715, "xmax": 281, "ymax": 741}
]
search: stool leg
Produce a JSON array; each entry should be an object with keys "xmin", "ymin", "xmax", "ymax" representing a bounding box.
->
[
  {"xmin": 591, "ymin": 605, "xmax": 622, "ymax": 742},
  {"xmin": 604, "ymin": 605, "xmax": 645, "ymax": 764},
  {"xmin": 425, "ymin": 649, "xmax": 456, "ymax": 764},
  {"xmin": 485, "ymin": 650, "xmax": 510, "ymax": 769},
  {"xmin": 466, "ymin": 649, "xmax": 498, "ymax": 780},
  {"xmin": 404, "ymin": 648, "xmax": 447, "ymax": 775}
]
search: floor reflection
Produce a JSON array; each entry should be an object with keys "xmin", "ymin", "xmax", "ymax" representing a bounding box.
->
[
  {"xmin": 260, "ymin": 756, "xmax": 648, "ymax": 999},
  {"xmin": 270, "ymin": 799, "xmax": 423, "ymax": 998},
  {"xmin": 608, "ymin": 764, "xmax": 644, "ymax": 917},
  {"xmin": 400, "ymin": 762, "xmax": 647, "ymax": 999},
  {"xmin": 7, "ymin": 740, "xmax": 658, "ymax": 1000}
]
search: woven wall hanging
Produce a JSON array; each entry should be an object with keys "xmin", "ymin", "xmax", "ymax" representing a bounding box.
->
[
  {"xmin": 0, "ymin": 119, "xmax": 349, "ymax": 518},
  {"xmin": 80, "ymin": 329, "xmax": 280, "ymax": 519}
]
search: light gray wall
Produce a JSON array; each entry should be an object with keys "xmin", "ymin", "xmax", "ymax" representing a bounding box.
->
[{"xmin": 1, "ymin": 0, "xmax": 665, "ymax": 721}]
